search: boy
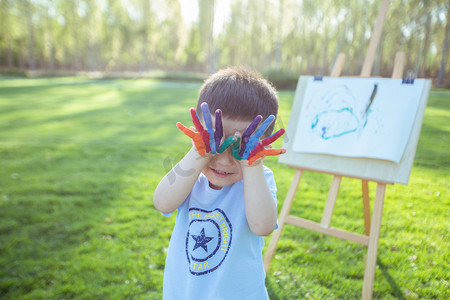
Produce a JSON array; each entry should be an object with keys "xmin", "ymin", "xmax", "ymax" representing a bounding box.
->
[{"xmin": 153, "ymin": 67, "xmax": 285, "ymax": 299}]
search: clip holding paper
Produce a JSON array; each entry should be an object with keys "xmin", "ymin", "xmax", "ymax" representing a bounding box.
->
[
  {"xmin": 402, "ymin": 70, "xmax": 415, "ymax": 84},
  {"xmin": 314, "ymin": 76, "xmax": 323, "ymax": 81}
]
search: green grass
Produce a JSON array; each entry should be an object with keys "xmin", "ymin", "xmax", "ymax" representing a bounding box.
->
[{"xmin": 0, "ymin": 77, "xmax": 448, "ymax": 299}]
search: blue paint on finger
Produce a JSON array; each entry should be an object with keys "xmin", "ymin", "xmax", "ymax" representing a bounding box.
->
[
  {"xmin": 242, "ymin": 115, "xmax": 275, "ymax": 159},
  {"xmin": 201, "ymin": 103, "xmax": 216, "ymax": 154}
]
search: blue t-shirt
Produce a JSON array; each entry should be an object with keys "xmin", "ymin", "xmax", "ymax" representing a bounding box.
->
[{"xmin": 162, "ymin": 166, "xmax": 277, "ymax": 300}]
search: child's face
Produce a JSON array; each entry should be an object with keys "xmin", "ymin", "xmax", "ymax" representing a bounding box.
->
[{"xmin": 202, "ymin": 117, "xmax": 253, "ymax": 190}]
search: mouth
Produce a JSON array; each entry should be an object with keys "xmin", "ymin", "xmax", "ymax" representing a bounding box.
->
[{"xmin": 211, "ymin": 168, "xmax": 234, "ymax": 178}]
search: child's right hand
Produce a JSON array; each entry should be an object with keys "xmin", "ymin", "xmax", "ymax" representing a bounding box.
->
[{"xmin": 176, "ymin": 103, "xmax": 236, "ymax": 156}]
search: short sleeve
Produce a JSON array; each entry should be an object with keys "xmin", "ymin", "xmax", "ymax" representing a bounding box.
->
[
  {"xmin": 161, "ymin": 211, "xmax": 173, "ymax": 217},
  {"xmin": 263, "ymin": 166, "xmax": 278, "ymax": 203}
]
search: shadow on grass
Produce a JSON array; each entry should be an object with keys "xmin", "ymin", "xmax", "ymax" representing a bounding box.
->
[
  {"xmin": 377, "ymin": 258, "xmax": 406, "ymax": 300},
  {"xmin": 414, "ymin": 91, "xmax": 450, "ymax": 170},
  {"xmin": 0, "ymin": 78, "xmax": 200, "ymax": 299},
  {"xmin": 1, "ymin": 78, "xmax": 448, "ymax": 299}
]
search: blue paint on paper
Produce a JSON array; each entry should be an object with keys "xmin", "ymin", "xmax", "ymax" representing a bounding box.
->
[{"xmin": 311, "ymin": 107, "xmax": 359, "ymax": 140}]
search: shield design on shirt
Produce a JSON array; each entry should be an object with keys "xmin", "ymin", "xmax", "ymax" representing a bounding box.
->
[{"xmin": 185, "ymin": 208, "xmax": 232, "ymax": 275}]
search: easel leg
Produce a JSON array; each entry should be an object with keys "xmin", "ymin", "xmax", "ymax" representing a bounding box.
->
[
  {"xmin": 321, "ymin": 175, "xmax": 342, "ymax": 227},
  {"xmin": 362, "ymin": 180, "xmax": 371, "ymax": 235},
  {"xmin": 362, "ymin": 183, "xmax": 386, "ymax": 300},
  {"xmin": 264, "ymin": 169, "xmax": 303, "ymax": 273}
]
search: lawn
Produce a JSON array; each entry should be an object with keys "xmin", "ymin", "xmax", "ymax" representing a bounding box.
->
[{"xmin": 0, "ymin": 77, "xmax": 448, "ymax": 299}]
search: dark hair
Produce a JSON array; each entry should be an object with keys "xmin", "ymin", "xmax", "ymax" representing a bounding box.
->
[{"xmin": 196, "ymin": 67, "xmax": 279, "ymax": 135}]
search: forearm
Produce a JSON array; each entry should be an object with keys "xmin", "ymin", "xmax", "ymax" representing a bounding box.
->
[
  {"xmin": 153, "ymin": 147, "xmax": 210, "ymax": 214},
  {"xmin": 242, "ymin": 163, "xmax": 278, "ymax": 236}
]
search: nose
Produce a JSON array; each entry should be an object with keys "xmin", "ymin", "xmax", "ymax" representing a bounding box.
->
[{"xmin": 212, "ymin": 148, "xmax": 235, "ymax": 166}]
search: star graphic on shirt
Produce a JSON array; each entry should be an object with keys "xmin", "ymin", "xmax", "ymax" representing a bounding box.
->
[{"xmin": 191, "ymin": 228, "xmax": 214, "ymax": 252}]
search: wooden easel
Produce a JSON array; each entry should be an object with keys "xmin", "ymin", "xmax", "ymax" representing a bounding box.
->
[{"xmin": 263, "ymin": 1, "xmax": 399, "ymax": 299}]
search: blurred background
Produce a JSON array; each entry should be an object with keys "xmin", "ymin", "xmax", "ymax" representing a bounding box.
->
[
  {"xmin": 0, "ymin": 0, "xmax": 449, "ymax": 88},
  {"xmin": 1, "ymin": 1, "xmax": 449, "ymax": 299}
]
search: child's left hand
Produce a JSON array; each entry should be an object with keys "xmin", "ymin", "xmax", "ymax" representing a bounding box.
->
[
  {"xmin": 236, "ymin": 115, "xmax": 286, "ymax": 166},
  {"xmin": 246, "ymin": 129, "xmax": 286, "ymax": 165}
]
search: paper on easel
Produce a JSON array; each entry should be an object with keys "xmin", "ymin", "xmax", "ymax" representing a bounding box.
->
[{"xmin": 292, "ymin": 77, "xmax": 426, "ymax": 163}]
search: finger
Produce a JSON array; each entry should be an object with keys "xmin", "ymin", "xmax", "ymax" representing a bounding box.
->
[
  {"xmin": 253, "ymin": 115, "xmax": 275, "ymax": 140},
  {"xmin": 248, "ymin": 155, "xmax": 263, "ymax": 166},
  {"xmin": 247, "ymin": 150, "xmax": 266, "ymax": 165},
  {"xmin": 248, "ymin": 148, "xmax": 286, "ymax": 166},
  {"xmin": 201, "ymin": 131, "xmax": 211, "ymax": 153},
  {"xmin": 215, "ymin": 109, "xmax": 223, "ymax": 150},
  {"xmin": 176, "ymin": 122, "xmax": 196, "ymax": 139},
  {"xmin": 262, "ymin": 148, "xmax": 286, "ymax": 157},
  {"xmin": 177, "ymin": 122, "xmax": 207, "ymax": 155},
  {"xmin": 239, "ymin": 115, "xmax": 262, "ymax": 156},
  {"xmin": 247, "ymin": 129, "xmax": 284, "ymax": 160},
  {"xmin": 241, "ymin": 115, "xmax": 277, "ymax": 160},
  {"xmin": 247, "ymin": 141, "xmax": 264, "ymax": 160},
  {"xmin": 241, "ymin": 115, "xmax": 262, "ymax": 142},
  {"xmin": 201, "ymin": 103, "xmax": 216, "ymax": 154},
  {"xmin": 201, "ymin": 103, "xmax": 214, "ymax": 131},
  {"xmin": 190, "ymin": 108, "xmax": 205, "ymax": 133},
  {"xmin": 260, "ymin": 128, "xmax": 285, "ymax": 146},
  {"xmin": 194, "ymin": 137, "xmax": 207, "ymax": 156},
  {"xmin": 231, "ymin": 136, "xmax": 242, "ymax": 160},
  {"xmin": 218, "ymin": 135, "xmax": 237, "ymax": 153},
  {"xmin": 241, "ymin": 134, "xmax": 261, "ymax": 160},
  {"xmin": 189, "ymin": 108, "xmax": 210, "ymax": 153}
]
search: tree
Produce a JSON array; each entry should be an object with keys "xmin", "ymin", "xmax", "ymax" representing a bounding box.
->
[
  {"xmin": 198, "ymin": 0, "xmax": 215, "ymax": 73},
  {"xmin": 0, "ymin": 0, "xmax": 448, "ymax": 83},
  {"xmin": 139, "ymin": 0, "xmax": 151, "ymax": 74},
  {"xmin": 154, "ymin": 0, "xmax": 185, "ymax": 68},
  {"xmin": 437, "ymin": 3, "xmax": 450, "ymax": 86},
  {"xmin": 21, "ymin": 0, "xmax": 36, "ymax": 70}
]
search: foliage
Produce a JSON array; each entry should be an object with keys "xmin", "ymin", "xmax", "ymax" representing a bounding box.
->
[
  {"xmin": 102, "ymin": 70, "xmax": 208, "ymax": 82},
  {"xmin": 263, "ymin": 68, "xmax": 299, "ymax": 90},
  {"xmin": 0, "ymin": 77, "xmax": 449, "ymax": 299},
  {"xmin": 0, "ymin": 0, "xmax": 449, "ymax": 85}
]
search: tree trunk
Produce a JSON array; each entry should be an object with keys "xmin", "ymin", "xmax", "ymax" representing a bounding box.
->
[
  {"xmin": 208, "ymin": 0, "xmax": 215, "ymax": 73},
  {"xmin": 373, "ymin": 34, "xmax": 384, "ymax": 77},
  {"xmin": 22, "ymin": 0, "xmax": 36, "ymax": 70},
  {"xmin": 88, "ymin": 40, "xmax": 95, "ymax": 72},
  {"xmin": 437, "ymin": 5, "xmax": 450, "ymax": 86},
  {"xmin": 420, "ymin": 3, "xmax": 431, "ymax": 78},
  {"xmin": 306, "ymin": 33, "xmax": 314, "ymax": 75},
  {"xmin": 139, "ymin": 35, "xmax": 148, "ymax": 75},
  {"xmin": 357, "ymin": 7, "xmax": 367, "ymax": 75},
  {"xmin": 321, "ymin": 28, "xmax": 329, "ymax": 76},
  {"xmin": 330, "ymin": 23, "xmax": 346, "ymax": 75},
  {"xmin": 274, "ymin": 0, "xmax": 284, "ymax": 69},
  {"xmin": 139, "ymin": 0, "xmax": 150, "ymax": 75},
  {"xmin": 46, "ymin": 6, "xmax": 55, "ymax": 73},
  {"xmin": 7, "ymin": 38, "xmax": 13, "ymax": 69}
]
